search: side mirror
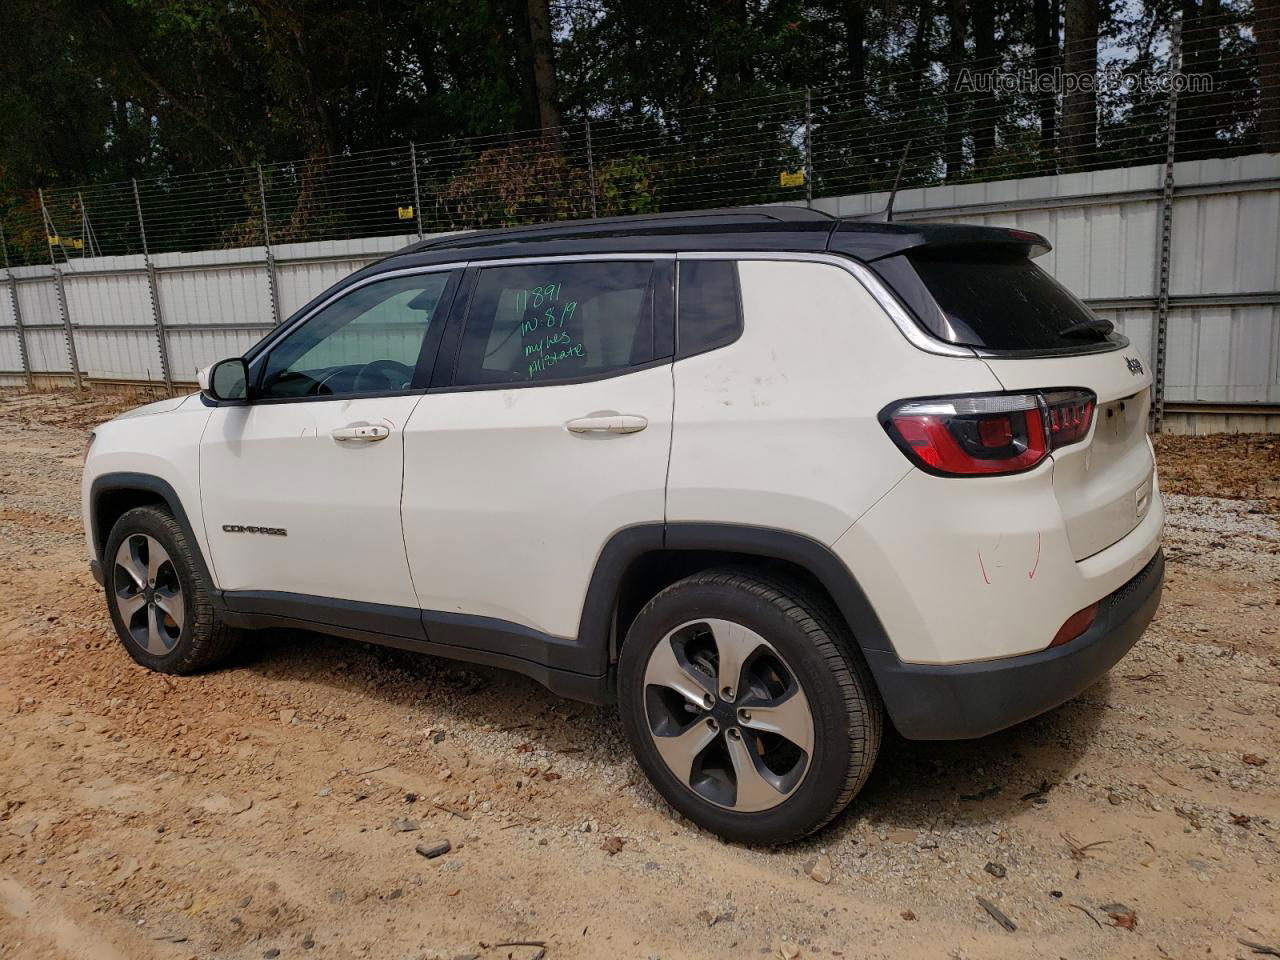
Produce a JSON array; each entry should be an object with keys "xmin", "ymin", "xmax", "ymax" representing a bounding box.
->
[{"xmin": 202, "ymin": 357, "xmax": 251, "ymax": 404}]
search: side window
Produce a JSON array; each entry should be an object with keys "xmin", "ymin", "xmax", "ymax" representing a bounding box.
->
[
  {"xmin": 454, "ymin": 261, "xmax": 656, "ymax": 386},
  {"xmin": 677, "ymin": 260, "xmax": 742, "ymax": 358},
  {"xmin": 259, "ymin": 272, "xmax": 453, "ymax": 399}
]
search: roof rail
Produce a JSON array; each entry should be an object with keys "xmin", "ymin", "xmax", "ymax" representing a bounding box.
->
[{"xmin": 398, "ymin": 205, "xmax": 835, "ymax": 254}]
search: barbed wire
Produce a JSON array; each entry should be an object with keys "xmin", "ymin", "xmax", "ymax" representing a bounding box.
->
[{"xmin": 2, "ymin": 11, "xmax": 1272, "ymax": 267}]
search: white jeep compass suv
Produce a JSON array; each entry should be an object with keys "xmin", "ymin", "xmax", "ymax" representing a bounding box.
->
[{"xmin": 82, "ymin": 208, "xmax": 1164, "ymax": 844}]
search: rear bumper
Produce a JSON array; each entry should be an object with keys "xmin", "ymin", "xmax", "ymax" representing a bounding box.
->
[{"xmin": 866, "ymin": 548, "xmax": 1164, "ymax": 740}]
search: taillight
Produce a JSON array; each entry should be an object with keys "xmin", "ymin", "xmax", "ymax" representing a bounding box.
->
[
  {"xmin": 83, "ymin": 431, "xmax": 96, "ymax": 466},
  {"xmin": 882, "ymin": 389, "xmax": 1095, "ymax": 477},
  {"xmin": 1044, "ymin": 390, "xmax": 1095, "ymax": 448}
]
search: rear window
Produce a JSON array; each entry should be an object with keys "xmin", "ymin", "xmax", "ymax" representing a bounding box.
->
[
  {"xmin": 455, "ymin": 261, "xmax": 656, "ymax": 386},
  {"xmin": 875, "ymin": 250, "xmax": 1116, "ymax": 352}
]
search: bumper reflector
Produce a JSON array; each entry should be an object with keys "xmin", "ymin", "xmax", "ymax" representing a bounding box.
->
[{"xmin": 1049, "ymin": 603, "xmax": 1099, "ymax": 648}]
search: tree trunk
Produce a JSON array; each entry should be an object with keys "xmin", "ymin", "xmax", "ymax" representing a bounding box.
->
[
  {"xmin": 713, "ymin": 0, "xmax": 753, "ymax": 92},
  {"xmin": 1180, "ymin": 0, "xmax": 1224, "ymax": 160},
  {"xmin": 945, "ymin": 0, "xmax": 967, "ymax": 180},
  {"xmin": 843, "ymin": 0, "xmax": 867, "ymax": 112},
  {"xmin": 971, "ymin": 0, "xmax": 996, "ymax": 168},
  {"xmin": 1062, "ymin": 0, "xmax": 1097, "ymax": 169},
  {"xmin": 1033, "ymin": 0, "xmax": 1059, "ymax": 172},
  {"xmin": 903, "ymin": 0, "xmax": 931, "ymax": 183},
  {"xmin": 526, "ymin": 0, "xmax": 561, "ymax": 133},
  {"xmin": 1261, "ymin": 0, "xmax": 1280, "ymax": 153}
]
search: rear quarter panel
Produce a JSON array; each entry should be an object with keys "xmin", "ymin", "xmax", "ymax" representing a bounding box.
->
[{"xmin": 665, "ymin": 257, "xmax": 1004, "ymax": 544}]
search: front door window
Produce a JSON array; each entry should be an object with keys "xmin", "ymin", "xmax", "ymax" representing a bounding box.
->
[{"xmin": 259, "ymin": 272, "xmax": 452, "ymax": 399}]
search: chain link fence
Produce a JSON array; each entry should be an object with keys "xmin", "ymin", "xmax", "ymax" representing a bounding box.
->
[{"xmin": 1, "ymin": 12, "xmax": 1277, "ymax": 430}]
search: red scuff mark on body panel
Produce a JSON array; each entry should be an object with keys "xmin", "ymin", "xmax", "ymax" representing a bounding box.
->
[
  {"xmin": 1028, "ymin": 531, "xmax": 1042, "ymax": 580},
  {"xmin": 977, "ymin": 550, "xmax": 991, "ymax": 585}
]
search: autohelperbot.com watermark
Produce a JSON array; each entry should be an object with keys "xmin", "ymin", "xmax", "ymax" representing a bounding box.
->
[{"xmin": 955, "ymin": 67, "xmax": 1214, "ymax": 95}]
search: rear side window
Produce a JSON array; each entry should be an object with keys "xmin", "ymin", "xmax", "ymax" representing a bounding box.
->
[
  {"xmin": 875, "ymin": 250, "xmax": 1114, "ymax": 352},
  {"xmin": 677, "ymin": 260, "xmax": 742, "ymax": 357},
  {"xmin": 454, "ymin": 261, "xmax": 656, "ymax": 386}
]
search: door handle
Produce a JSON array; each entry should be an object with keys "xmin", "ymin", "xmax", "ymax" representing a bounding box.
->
[
  {"xmin": 331, "ymin": 423, "xmax": 390, "ymax": 442},
  {"xmin": 568, "ymin": 414, "xmax": 650, "ymax": 435},
  {"xmin": 565, "ymin": 414, "xmax": 648, "ymax": 435}
]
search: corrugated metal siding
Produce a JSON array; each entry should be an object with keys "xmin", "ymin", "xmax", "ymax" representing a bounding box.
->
[
  {"xmin": 816, "ymin": 153, "xmax": 1280, "ymax": 415},
  {"xmin": 157, "ymin": 265, "xmax": 273, "ymax": 330},
  {"xmin": 166, "ymin": 328, "xmax": 264, "ymax": 383},
  {"xmin": 277, "ymin": 257, "xmax": 378, "ymax": 316},
  {"xmin": 25, "ymin": 329, "xmax": 71, "ymax": 373},
  {"xmin": 14, "ymin": 277, "xmax": 59, "ymax": 330},
  {"xmin": 3, "ymin": 164, "xmax": 1275, "ymax": 428},
  {"xmin": 0, "ymin": 284, "xmax": 15, "ymax": 327},
  {"xmin": 76, "ymin": 329, "xmax": 163, "ymax": 381},
  {"xmin": 0, "ymin": 329, "xmax": 22, "ymax": 372}
]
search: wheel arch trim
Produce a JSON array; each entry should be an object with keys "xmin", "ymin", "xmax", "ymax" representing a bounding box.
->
[
  {"xmin": 579, "ymin": 522, "xmax": 896, "ymax": 675},
  {"xmin": 89, "ymin": 472, "xmax": 220, "ymax": 595}
]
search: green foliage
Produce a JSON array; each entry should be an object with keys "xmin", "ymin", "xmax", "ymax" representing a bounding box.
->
[
  {"xmin": 0, "ymin": 0, "xmax": 1271, "ymax": 264},
  {"xmin": 596, "ymin": 155, "xmax": 661, "ymax": 216},
  {"xmin": 436, "ymin": 142, "xmax": 591, "ymax": 229}
]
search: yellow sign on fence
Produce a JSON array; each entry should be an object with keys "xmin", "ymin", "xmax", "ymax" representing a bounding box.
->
[
  {"xmin": 397, "ymin": 205, "xmax": 415, "ymax": 220},
  {"xmin": 779, "ymin": 170, "xmax": 806, "ymax": 188}
]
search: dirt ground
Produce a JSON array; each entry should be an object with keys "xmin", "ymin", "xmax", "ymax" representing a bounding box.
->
[{"xmin": 0, "ymin": 388, "xmax": 1277, "ymax": 960}]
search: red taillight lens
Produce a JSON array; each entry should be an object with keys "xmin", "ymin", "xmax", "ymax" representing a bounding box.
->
[
  {"xmin": 883, "ymin": 389, "xmax": 1095, "ymax": 477},
  {"xmin": 1044, "ymin": 390, "xmax": 1095, "ymax": 449},
  {"xmin": 886, "ymin": 394, "xmax": 1048, "ymax": 476},
  {"xmin": 1049, "ymin": 602, "xmax": 1099, "ymax": 648}
]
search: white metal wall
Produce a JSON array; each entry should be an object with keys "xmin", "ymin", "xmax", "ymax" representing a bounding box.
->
[
  {"xmin": 822, "ymin": 153, "xmax": 1280, "ymax": 413},
  {"xmin": 3, "ymin": 158, "xmax": 1277, "ymax": 429}
]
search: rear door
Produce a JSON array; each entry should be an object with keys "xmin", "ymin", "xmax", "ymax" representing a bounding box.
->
[
  {"xmin": 400, "ymin": 257, "xmax": 675, "ymax": 658},
  {"xmin": 875, "ymin": 247, "xmax": 1156, "ymax": 560}
]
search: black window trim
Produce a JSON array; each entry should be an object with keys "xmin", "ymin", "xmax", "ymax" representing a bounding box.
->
[
  {"xmin": 434, "ymin": 253, "xmax": 678, "ymax": 394},
  {"xmin": 674, "ymin": 257, "xmax": 745, "ymax": 360},
  {"xmin": 243, "ymin": 264, "xmax": 464, "ymax": 405}
]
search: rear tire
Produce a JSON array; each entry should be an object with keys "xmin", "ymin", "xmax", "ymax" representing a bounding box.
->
[
  {"xmin": 103, "ymin": 505, "xmax": 240, "ymax": 674},
  {"xmin": 617, "ymin": 569, "xmax": 882, "ymax": 844}
]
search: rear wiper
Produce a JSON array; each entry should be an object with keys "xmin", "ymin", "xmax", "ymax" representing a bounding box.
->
[{"xmin": 1058, "ymin": 318, "xmax": 1114, "ymax": 339}]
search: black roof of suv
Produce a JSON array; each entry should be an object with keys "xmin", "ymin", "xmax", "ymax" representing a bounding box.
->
[{"xmin": 371, "ymin": 207, "xmax": 1051, "ymax": 274}]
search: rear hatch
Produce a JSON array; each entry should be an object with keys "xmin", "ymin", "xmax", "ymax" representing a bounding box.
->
[{"xmin": 869, "ymin": 238, "xmax": 1155, "ymax": 561}]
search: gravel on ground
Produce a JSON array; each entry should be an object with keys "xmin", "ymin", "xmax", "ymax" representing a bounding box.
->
[{"xmin": 0, "ymin": 388, "xmax": 1277, "ymax": 960}]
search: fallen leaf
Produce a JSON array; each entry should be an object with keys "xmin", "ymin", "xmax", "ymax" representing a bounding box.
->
[
  {"xmin": 1101, "ymin": 903, "xmax": 1138, "ymax": 930},
  {"xmin": 600, "ymin": 836, "xmax": 624, "ymax": 855}
]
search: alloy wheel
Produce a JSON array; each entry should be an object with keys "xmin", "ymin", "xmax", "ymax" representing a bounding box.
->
[
  {"xmin": 113, "ymin": 533, "xmax": 185, "ymax": 655},
  {"xmin": 642, "ymin": 618, "xmax": 814, "ymax": 812}
]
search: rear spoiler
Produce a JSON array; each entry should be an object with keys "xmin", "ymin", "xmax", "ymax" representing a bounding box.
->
[{"xmin": 828, "ymin": 221, "xmax": 1052, "ymax": 263}]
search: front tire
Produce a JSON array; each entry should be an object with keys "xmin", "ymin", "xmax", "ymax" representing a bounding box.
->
[
  {"xmin": 618, "ymin": 570, "xmax": 883, "ymax": 844},
  {"xmin": 103, "ymin": 505, "xmax": 240, "ymax": 673}
]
